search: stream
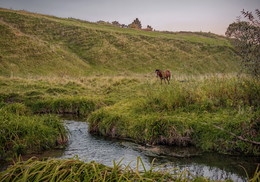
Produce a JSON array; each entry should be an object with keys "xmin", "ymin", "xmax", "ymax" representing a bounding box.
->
[
  {"xmin": 1, "ymin": 120, "xmax": 259, "ymax": 181},
  {"xmin": 57, "ymin": 120, "xmax": 258, "ymax": 181}
]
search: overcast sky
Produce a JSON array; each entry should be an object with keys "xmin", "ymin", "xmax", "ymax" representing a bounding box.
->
[{"xmin": 0, "ymin": 0, "xmax": 259, "ymax": 35}]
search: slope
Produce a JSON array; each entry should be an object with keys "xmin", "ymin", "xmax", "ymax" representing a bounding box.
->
[{"xmin": 0, "ymin": 8, "xmax": 241, "ymax": 77}]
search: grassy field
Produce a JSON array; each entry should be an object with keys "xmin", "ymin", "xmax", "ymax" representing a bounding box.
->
[
  {"xmin": 87, "ymin": 75, "xmax": 260, "ymax": 155},
  {"xmin": 0, "ymin": 8, "xmax": 241, "ymax": 77},
  {"xmin": 0, "ymin": 74, "xmax": 259, "ymax": 156}
]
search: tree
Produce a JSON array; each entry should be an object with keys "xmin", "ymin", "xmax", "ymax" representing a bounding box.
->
[
  {"xmin": 225, "ymin": 9, "xmax": 260, "ymax": 77},
  {"xmin": 121, "ymin": 24, "xmax": 128, "ymax": 28},
  {"xmin": 128, "ymin": 18, "xmax": 142, "ymax": 29},
  {"xmin": 112, "ymin": 21, "xmax": 121, "ymax": 27},
  {"xmin": 146, "ymin": 25, "xmax": 153, "ymax": 31}
]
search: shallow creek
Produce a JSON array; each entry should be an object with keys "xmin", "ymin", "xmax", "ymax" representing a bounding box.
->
[
  {"xmin": 56, "ymin": 120, "xmax": 258, "ymax": 181},
  {"xmin": 2, "ymin": 120, "xmax": 259, "ymax": 181}
]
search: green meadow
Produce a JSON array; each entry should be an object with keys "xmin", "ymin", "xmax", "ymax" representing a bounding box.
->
[
  {"xmin": 0, "ymin": 74, "xmax": 259, "ymax": 157},
  {"xmin": 0, "ymin": 74, "xmax": 259, "ymax": 181},
  {"xmin": 0, "ymin": 8, "xmax": 239, "ymax": 77},
  {"xmin": 0, "ymin": 8, "xmax": 259, "ymax": 181}
]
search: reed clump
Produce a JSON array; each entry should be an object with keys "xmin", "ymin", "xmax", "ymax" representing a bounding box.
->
[
  {"xmin": 0, "ymin": 157, "xmax": 207, "ymax": 182},
  {"xmin": 0, "ymin": 104, "xmax": 67, "ymax": 160},
  {"xmin": 1, "ymin": 157, "xmax": 259, "ymax": 181}
]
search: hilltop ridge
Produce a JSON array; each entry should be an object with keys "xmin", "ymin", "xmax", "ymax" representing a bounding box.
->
[{"xmin": 0, "ymin": 8, "xmax": 240, "ymax": 77}]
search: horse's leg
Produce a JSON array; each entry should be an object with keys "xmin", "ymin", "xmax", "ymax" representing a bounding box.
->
[
  {"xmin": 164, "ymin": 78, "xmax": 166, "ymax": 84},
  {"xmin": 167, "ymin": 78, "xmax": 170, "ymax": 84}
]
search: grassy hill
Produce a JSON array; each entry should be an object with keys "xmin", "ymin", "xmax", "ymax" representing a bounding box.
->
[{"xmin": 0, "ymin": 8, "xmax": 240, "ymax": 77}]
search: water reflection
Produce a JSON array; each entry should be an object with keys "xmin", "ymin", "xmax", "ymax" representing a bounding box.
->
[
  {"xmin": 59, "ymin": 120, "xmax": 151, "ymax": 169},
  {"xmin": 57, "ymin": 120, "xmax": 259, "ymax": 182}
]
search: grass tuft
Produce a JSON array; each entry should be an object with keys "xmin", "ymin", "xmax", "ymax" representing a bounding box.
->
[
  {"xmin": 0, "ymin": 157, "xmax": 206, "ymax": 181},
  {"xmin": 0, "ymin": 105, "xmax": 67, "ymax": 159}
]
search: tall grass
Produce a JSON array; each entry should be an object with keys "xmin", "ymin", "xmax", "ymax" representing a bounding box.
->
[
  {"xmin": 142, "ymin": 76, "xmax": 260, "ymax": 112},
  {"xmin": 88, "ymin": 75, "xmax": 260, "ymax": 155},
  {"xmin": 0, "ymin": 157, "xmax": 203, "ymax": 182},
  {"xmin": 0, "ymin": 74, "xmax": 259, "ymax": 155},
  {"xmin": 1, "ymin": 157, "xmax": 259, "ymax": 181},
  {"xmin": 27, "ymin": 97, "xmax": 103, "ymax": 116},
  {"xmin": 0, "ymin": 104, "xmax": 67, "ymax": 159}
]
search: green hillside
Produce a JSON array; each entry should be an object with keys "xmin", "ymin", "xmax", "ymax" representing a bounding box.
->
[{"xmin": 0, "ymin": 8, "xmax": 240, "ymax": 77}]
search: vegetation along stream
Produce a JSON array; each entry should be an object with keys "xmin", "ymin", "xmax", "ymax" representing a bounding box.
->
[
  {"xmin": 0, "ymin": 8, "xmax": 259, "ymax": 181},
  {"xmin": 35, "ymin": 120, "xmax": 258, "ymax": 182}
]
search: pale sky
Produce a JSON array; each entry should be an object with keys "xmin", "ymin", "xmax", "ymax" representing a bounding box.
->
[{"xmin": 0, "ymin": 0, "xmax": 259, "ymax": 35}]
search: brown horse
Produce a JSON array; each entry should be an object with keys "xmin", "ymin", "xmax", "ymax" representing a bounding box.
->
[{"xmin": 155, "ymin": 69, "xmax": 171, "ymax": 84}]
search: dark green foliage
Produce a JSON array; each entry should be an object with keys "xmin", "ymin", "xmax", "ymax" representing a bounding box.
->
[
  {"xmin": 0, "ymin": 92, "xmax": 23, "ymax": 103},
  {"xmin": 226, "ymin": 9, "xmax": 260, "ymax": 77},
  {"xmin": 128, "ymin": 18, "xmax": 142, "ymax": 29},
  {"xmin": 0, "ymin": 105, "xmax": 67, "ymax": 159}
]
